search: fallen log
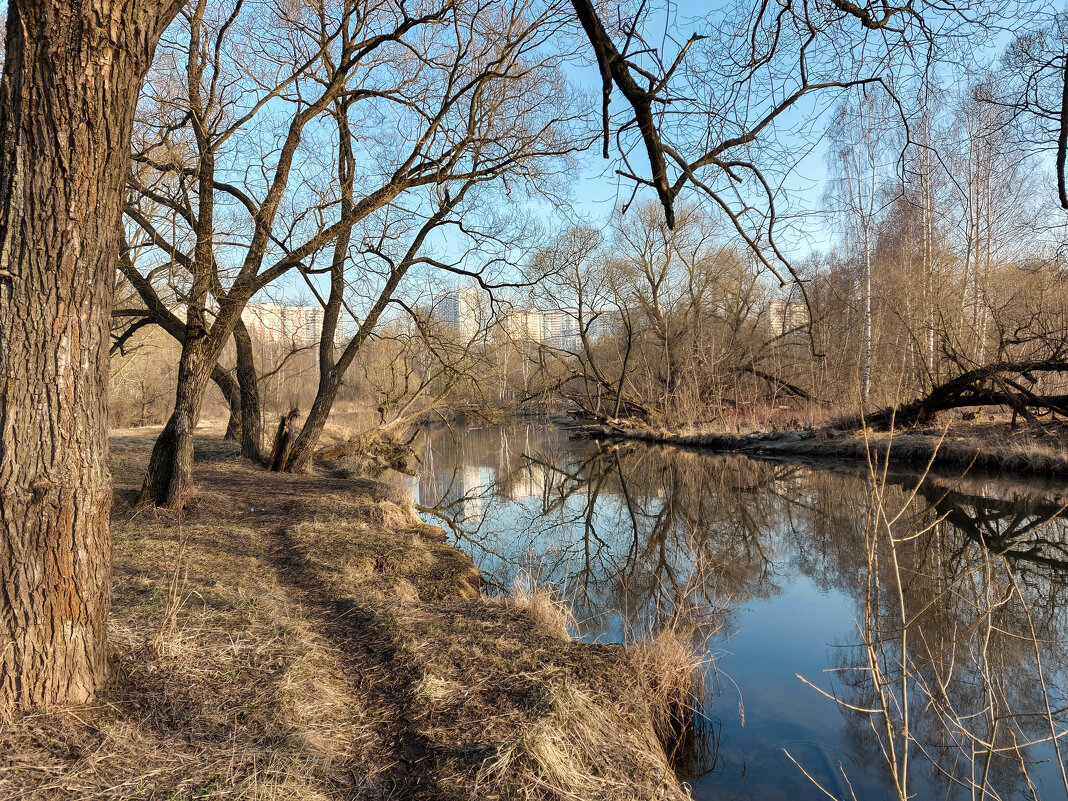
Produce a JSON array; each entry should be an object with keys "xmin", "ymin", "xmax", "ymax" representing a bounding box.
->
[{"xmin": 838, "ymin": 360, "xmax": 1068, "ymax": 431}]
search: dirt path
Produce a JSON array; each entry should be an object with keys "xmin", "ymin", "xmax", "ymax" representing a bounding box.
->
[
  {"xmin": 264, "ymin": 519, "xmax": 433, "ymax": 800},
  {"xmin": 195, "ymin": 460, "xmax": 436, "ymax": 799},
  {"xmin": 0, "ymin": 430, "xmax": 693, "ymax": 801}
]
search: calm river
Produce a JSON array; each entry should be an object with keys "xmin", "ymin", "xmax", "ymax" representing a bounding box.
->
[{"xmin": 391, "ymin": 422, "xmax": 1068, "ymax": 801}]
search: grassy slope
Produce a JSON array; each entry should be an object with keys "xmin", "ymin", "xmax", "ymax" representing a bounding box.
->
[{"xmin": 0, "ymin": 428, "xmax": 690, "ymax": 801}]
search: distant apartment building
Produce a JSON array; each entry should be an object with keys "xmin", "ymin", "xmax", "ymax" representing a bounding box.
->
[
  {"xmin": 586, "ymin": 309, "xmax": 622, "ymax": 340},
  {"xmin": 769, "ymin": 300, "xmax": 809, "ymax": 336},
  {"xmin": 242, "ymin": 302, "xmax": 347, "ymax": 349},
  {"xmin": 500, "ymin": 307, "xmax": 619, "ymax": 351},
  {"xmin": 431, "ymin": 287, "xmax": 486, "ymax": 339},
  {"xmin": 500, "ymin": 309, "xmax": 545, "ymax": 342},
  {"xmin": 540, "ymin": 310, "xmax": 582, "ymax": 351},
  {"xmin": 433, "ymin": 288, "xmax": 621, "ymax": 352}
]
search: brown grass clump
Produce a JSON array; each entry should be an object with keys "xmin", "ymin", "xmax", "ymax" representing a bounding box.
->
[
  {"xmin": 630, "ymin": 627, "xmax": 708, "ymax": 760},
  {"xmin": 290, "ymin": 503, "xmax": 481, "ymax": 605},
  {"xmin": 477, "ymin": 679, "xmax": 675, "ymax": 800},
  {"xmin": 317, "ymin": 428, "xmax": 415, "ymax": 477},
  {"xmin": 509, "ymin": 572, "xmax": 574, "ymax": 641}
]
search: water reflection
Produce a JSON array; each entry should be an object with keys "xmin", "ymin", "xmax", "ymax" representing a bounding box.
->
[{"xmin": 398, "ymin": 423, "xmax": 1068, "ymax": 801}]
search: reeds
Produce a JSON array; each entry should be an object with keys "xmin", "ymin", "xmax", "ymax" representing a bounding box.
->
[
  {"xmin": 630, "ymin": 625, "xmax": 709, "ymax": 770},
  {"xmin": 478, "ymin": 676, "xmax": 690, "ymax": 801}
]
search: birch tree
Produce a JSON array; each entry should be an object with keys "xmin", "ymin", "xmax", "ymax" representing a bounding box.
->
[{"xmin": 827, "ymin": 89, "xmax": 896, "ymax": 406}]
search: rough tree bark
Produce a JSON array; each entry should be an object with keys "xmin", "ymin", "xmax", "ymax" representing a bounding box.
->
[
  {"xmin": 138, "ymin": 334, "xmax": 212, "ymax": 508},
  {"xmin": 219, "ymin": 365, "xmax": 242, "ymax": 441},
  {"xmin": 233, "ymin": 318, "xmax": 262, "ymax": 460},
  {"xmin": 0, "ymin": 0, "xmax": 179, "ymax": 709}
]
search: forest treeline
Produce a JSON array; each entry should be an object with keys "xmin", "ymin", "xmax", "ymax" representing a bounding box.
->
[{"xmin": 115, "ymin": 60, "xmax": 1068, "ymax": 436}]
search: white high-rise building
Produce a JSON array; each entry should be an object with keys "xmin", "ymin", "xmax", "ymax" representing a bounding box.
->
[
  {"xmin": 769, "ymin": 300, "xmax": 809, "ymax": 336},
  {"xmin": 499, "ymin": 307, "xmax": 620, "ymax": 350},
  {"xmin": 432, "ymin": 287, "xmax": 486, "ymax": 339},
  {"xmin": 500, "ymin": 309, "xmax": 545, "ymax": 342},
  {"xmin": 540, "ymin": 310, "xmax": 581, "ymax": 351},
  {"xmin": 242, "ymin": 302, "xmax": 348, "ymax": 348}
]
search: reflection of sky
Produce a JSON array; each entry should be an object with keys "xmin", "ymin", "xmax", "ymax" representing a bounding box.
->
[
  {"xmin": 399, "ymin": 423, "xmax": 1068, "ymax": 801},
  {"xmin": 706, "ymin": 581, "xmax": 883, "ymax": 801}
]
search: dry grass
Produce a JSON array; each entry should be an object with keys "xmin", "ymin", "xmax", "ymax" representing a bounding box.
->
[
  {"xmin": 316, "ymin": 427, "xmax": 416, "ymax": 478},
  {"xmin": 630, "ymin": 628, "xmax": 708, "ymax": 762},
  {"xmin": 290, "ymin": 496, "xmax": 482, "ymax": 606},
  {"xmin": 403, "ymin": 601, "xmax": 694, "ymax": 801},
  {"xmin": 1, "ymin": 483, "xmax": 369, "ymax": 798},
  {"xmin": 509, "ymin": 573, "xmax": 574, "ymax": 642},
  {"xmin": 477, "ymin": 678, "xmax": 677, "ymax": 801},
  {"xmin": 287, "ymin": 498, "xmax": 693, "ymax": 799}
]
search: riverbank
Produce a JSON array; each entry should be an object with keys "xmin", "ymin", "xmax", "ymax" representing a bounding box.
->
[
  {"xmin": 577, "ymin": 416, "xmax": 1068, "ymax": 477},
  {"xmin": 0, "ymin": 427, "xmax": 695, "ymax": 800}
]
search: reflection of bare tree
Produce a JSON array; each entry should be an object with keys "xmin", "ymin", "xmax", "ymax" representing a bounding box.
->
[
  {"xmin": 423, "ymin": 427, "xmax": 801, "ymax": 636},
  {"xmin": 796, "ymin": 470, "xmax": 1068, "ymax": 801},
  {"xmin": 918, "ymin": 479, "xmax": 1068, "ymax": 577}
]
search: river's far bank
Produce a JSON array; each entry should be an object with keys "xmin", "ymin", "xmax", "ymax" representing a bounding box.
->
[
  {"xmin": 572, "ymin": 416, "xmax": 1068, "ymax": 477},
  {"xmin": 0, "ymin": 425, "xmax": 696, "ymax": 801}
]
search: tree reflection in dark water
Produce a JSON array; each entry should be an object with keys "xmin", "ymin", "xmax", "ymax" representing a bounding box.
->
[{"xmin": 400, "ymin": 423, "xmax": 1068, "ymax": 801}]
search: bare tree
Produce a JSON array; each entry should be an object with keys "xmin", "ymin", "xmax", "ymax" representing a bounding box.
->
[
  {"xmin": 566, "ymin": 0, "xmax": 932, "ymax": 288},
  {"xmin": 127, "ymin": 0, "xmax": 586, "ymax": 497},
  {"xmin": 282, "ymin": 25, "xmax": 580, "ymax": 472},
  {"xmin": 113, "ymin": 238, "xmax": 256, "ymax": 446},
  {"xmin": 998, "ymin": 13, "xmax": 1068, "ymax": 208},
  {"xmin": 130, "ymin": 0, "xmax": 481, "ymax": 507},
  {"xmin": 526, "ymin": 203, "xmax": 777, "ymax": 426},
  {"xmin": 526, "ymin": 224, "xmax": 644, "ymax": 419},
  {"xmin": 827, "ymin": 88, "xmax": 896, "ymax": 407}
]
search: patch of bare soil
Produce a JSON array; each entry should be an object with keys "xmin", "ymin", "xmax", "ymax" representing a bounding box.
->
[{"xmin": 0, "ymin": 427, "xmax": 691, "ymax": 801}]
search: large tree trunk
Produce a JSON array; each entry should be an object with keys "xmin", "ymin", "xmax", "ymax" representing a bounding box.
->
[
  {"xmin": 141, "ymin": 309, "xmax": 261, "ymax": 504},
  {"xmin": 838, "ymin": 359, "xmax": 1068, "ymax": 431},
  {"xmin": 138, "ymin": 341, "xmax": 213, "ymax": 509},
  {"xmin": 217, "ymin": 364, "xmax": 242, "ymax": 442},
  {"xmin": 285, "ymin": 380, "xmax": 340, "ymax": 472},
  {"xmin": 139, "ymin": 4, "xmax": 219, "ymax": 510},
  {"xmin": 233, "ymin": 319, "xmax": 262, "ymax": 461},
  {"xmin": 0, "ymin": 0, "xmax": 178, "ymax": 709}
]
